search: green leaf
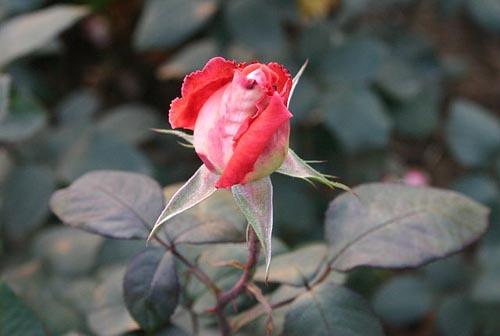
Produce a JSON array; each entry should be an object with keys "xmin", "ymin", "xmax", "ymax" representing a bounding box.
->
[
  {"xmin": 322, "ymin": 86, "xmax": 392, "ymax": 153},
  {"xmin": 124, "ymin": 248, "xmax": 179, "ymax": 332},
  {"xmin": 157, "ymin": 39, "xmax": 218, "ymax": 79},
  {"xmin": 232, "ymin": 177, "xmax": 273, "ymax": 275},
  {"xmin": 392, "ymin": 86, "xmax": 440, "ymax": 138},
  {"xmin": 2, "ymin": 165, "xmax": 55, "ymax": 241},
  {"xmin": 437, "ymin": 295, "xmax": 476, "ymax": 336},
  {"xmin": 254, "ymin": 244, "xmax": 346, "ymax": 287},
  {"xmin": 445, "ymin": 99, "xmax": 500, "ymax": 167},
  {"xmin": 96, "ymin": 103, "xmax": 159, "ymax": 144},
  {"xmin": 466, "ymin": 0, "xmax": 500, "ymax": 33},
  {"xmin": 225, "ymin": 0, "xmax": 285, "ymax": 55},
  {"xmin": 0, "ymin": 74, "xmax": 10, "ymax": 121},
  {"xmin": 0, "ymin": 92, "xmax": 46, "ymax": 143},
  {"xmin": 372, "ymin": 275, "xmax": 434, "ymax": 326},
  {"xmin": 284, "ymin": 281, "xmax": 384, "ymax": 336},
  {"xmin": 325, "ymin": 183, "xmax": 489, "ymax": 271},
  {"xmin": 57, "ymin": 130, "xmax": 153, "ymax": 181},
  {"xmin": 162, "ymin": 184, "xmax": 246, "ymax": 245},
  {"xmin": 0, "ymin": 282, "xmax": 46, "ymax": 336},
  {"xmin": 88, "ymin": 267, "xmax": 138, "ymax": 335},
  {"xmin": 133, "ymin": 0, "xmax": 218, "ymax": 50},
  {"xmin": 32, "ymin": 227, "xmax": 103, "ymax": 276},
  {"xmin": 375, "ymin": 57, "xmax": 422, "ymax": 101},
  {"xmin": 320, "ymin": 36, "xmax": 388, "ymax": 85},
  {"xmin": 451, "ymin": 173, "xmax": 499, "ymax": 206},
  {"xmin": 0, "ymin": 5, "xmax": 89, "ymax": 67},
  {"xmin": 149, "ymin": 165, "xmax": 218, "ymax": 240},
  {"xmin": 51, "ymin": 170, "xmax": 164, "ymax": 239},
  {"xmin": 55, "ymin": 89, "xmax": 100, "ymax": 126}
]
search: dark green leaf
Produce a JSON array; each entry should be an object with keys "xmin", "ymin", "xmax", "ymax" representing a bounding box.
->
[
  {"xmin": 96, "ymin": 103, "xmax": 159, "ymax": 144},
  {"xmin": 323, "ymin": 87, "xmax": 392, "ymax": 153},
  {"xmin": 375, "ymin": 58, "xmax": 422, "ymax": 101},
  {"xmin": 450, "ymin": 173, "xmax": 499, "ymax": 206},
  {"xmin": 50, "ymin": 170, "xmax": 164, "ymax": 239},
  {"xmin": 437, "ymin": 295, "xmax": 476, "ymax": 336},
  {"xmin": 226, "ymin": 0, "xmax": 285, "ymax": 55},
  {"xmin": 0, "ymin": 93, "xmax": 46, "ymax": 143},
  {"xmin": 445, "ymin": 99, "xmax": 500, "ymax": 167},
  {"xmin": 320, "ymin": 36, "xmax": 388, "ymax": 85},
  {"xmin": 133, "ymin": 0, "xmax": 218, "ymax": 50},
  {"xmin": 55, "ymin": 89, "xmax": 100, "ymax": 126},
  {"xmin": 2, "ymin": 165, "xmax": 55, "ymax": 241},
  {"xmin": 88, "ymin": 267, "xmax": 138, "ymax": 335},
  {"xmin": 0, "ymin": 5, "xmax": 89, "ymax": 67},
  {"xmin": 0, "ymin": 282, "xmax": 46, "ymax": 336},
  {"xmin": 57, "ymin": 130, "xmax": 153, "ymax": 181},
  {"xmin": 466, "ymin": 0, "xmax": 500, "ymax": 33},
  {"xmin": 124, "ymin": 248, "xmax": 179, "ymax": 332},
  {"xmin": 32, "ymin": 227, "xmax": 103, "ymax": 276},
  {"xmin": 254, "ymin": 243, "xmax": 344, "ymax": 287},
  {"xmin": 157, "ymin": 39, "xmax": 218, "ymax": 79},
  {"xmin": 284, "ymin": 281, "xmax": 384, "ymax": 336},
  {"xmin": 392, "ymin": 86, "xmax": 440, "ymax": 138},
  {"xmin": 372, "ymin": 275, "xmax": 433, "ymax": 326},
  {"xmin": 325, "ymin": 183, "xmax": 489, "ymax": 271},
  {"xmin": 0, "ymin": 74, "xmax": 10, "ymax": 121}
]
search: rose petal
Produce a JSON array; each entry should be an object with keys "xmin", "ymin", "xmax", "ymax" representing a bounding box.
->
[
  {"xmin": 216, "ymin": 92, "xmax": 292, "ymax": 188},
  {"xmin": 267, "ymin": 62, "xmax": 292, "ymax": 104},
  {"xmin": 169, "ymin": 57, "xmax": 237, "ymax": 130}
]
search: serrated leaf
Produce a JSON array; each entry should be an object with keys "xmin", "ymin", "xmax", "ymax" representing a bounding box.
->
[
  {"xmin": 284, "ymin": 281, "xmax": 384, "ymax": 336},
  {"xmin": 148, "ymin": 165, "xmax": 218, "ymax": 241},
  {"xmin": 232, "ymin": 177, "xmax": 273, "ymax": 275},
  {"xmin": 133, "ymin": 0, "xmax": 218, "ymax": 50},
  {"xmin": 0, "ymin": 282, "xmax": 46, "ymax": 336},
  {"xmin": 124, "ymin": 248, "xmax": 179, "ymax": 332},
  {"xmin": 325, "ymin": 183, "xmax": 489, "ymax": 271},
  {"xmin": 0, "ymin": 5, "xmax": 89, "ymax": 67},
  {"xmin": 51, "ymin": 170, "xmax": 164, "ymax": 240}
]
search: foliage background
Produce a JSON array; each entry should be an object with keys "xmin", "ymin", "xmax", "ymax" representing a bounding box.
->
[{"xmin": 0, "ymin": 0, "xmax": 499, "ymax": 335}]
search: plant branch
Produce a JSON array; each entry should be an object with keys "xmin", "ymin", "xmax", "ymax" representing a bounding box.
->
[
  {"xmin": 213, "ymin": 227, "xmax": 260, "ymax": 336},
  {"xmin": 153, "ymin": 236, "xmax": 219, "ymax": 294}
]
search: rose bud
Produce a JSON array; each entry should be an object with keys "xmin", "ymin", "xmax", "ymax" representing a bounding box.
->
[{"xmin": 168, "ymin": 57, "xmax": 293, "ymax": 188}]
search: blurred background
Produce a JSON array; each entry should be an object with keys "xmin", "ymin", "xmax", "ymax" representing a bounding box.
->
[{"xmin": 0, "ymin": 0, "xmax": 499, "ymax": 335}]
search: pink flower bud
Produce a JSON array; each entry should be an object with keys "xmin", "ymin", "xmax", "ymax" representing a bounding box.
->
[{"xmin": 169, "ymin": 57, "xmax": 293, "ymax": 188}]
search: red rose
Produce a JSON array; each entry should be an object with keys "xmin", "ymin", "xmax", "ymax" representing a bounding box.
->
[{"xmin": 169, "ymin": 57, "xmax": 293, "ymax": 188}]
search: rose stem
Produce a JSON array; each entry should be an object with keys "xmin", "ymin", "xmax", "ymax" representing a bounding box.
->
[
  {"xmin": 213, "ymin": 227, "xmax": 260, "ymax": 336},
  {"xmin": 154, "ymin": 236, "xmax": 219, "ymax": 294}
]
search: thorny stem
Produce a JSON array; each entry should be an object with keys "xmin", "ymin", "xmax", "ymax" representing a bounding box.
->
[{"xmin": 214, "ymin": 227, "xmax": 260, "ymax": 336}]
